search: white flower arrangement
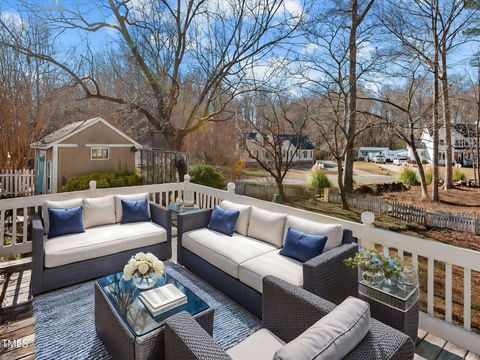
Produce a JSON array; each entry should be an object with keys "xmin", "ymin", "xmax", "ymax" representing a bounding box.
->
[{"xmin": 122, "ymin": 252, "xmax": 164, "ymax": 281}]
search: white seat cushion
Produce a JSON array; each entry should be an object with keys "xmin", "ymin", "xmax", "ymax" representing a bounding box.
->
[
  {"xmin": 239, "ymin": 250, "xmax": 303, "ymax": 293},
  {"xmin": 284, "ymin": 215, "xmax": 343, "ymax": 252},
  {"xmin": 44, "ymin": 222, "xmax": 166, "ymax": 268},
  {"xmin": 227, "ymin": 329, "xmax": 285, "ymax": 360},
  {"xmin": 182, "ymin": 228, "xmax": 277, "ymax": 278},
  {"xmin": 274, "ymin": 297, "xmax": 370, "ymax": 360},
  {"xmin": 247, "ymin": 207, "xmax": 287, "ymax": 247},
  {"xmin": 220, "ymin": 200, "xmax": 251, "ymax": 235},
  {"xmin": 43, "ymin": 198, "xmax": 83, "ymax": 234},
  {"xmin": 114, "ymin": 193, "xmax": 149, "ymax": 223},
  {"xmin": 83, "ymin": 195, "xmax": 116, "ymax": 228}
]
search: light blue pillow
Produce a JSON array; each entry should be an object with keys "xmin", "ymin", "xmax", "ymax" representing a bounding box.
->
[
  {"xmin": 207, "ymin": 205, "xmax": 240, "ymax": 236},
  {"xmin": 48, "ymin": 206, "xmax": 85, "ymax": 239},
  {"xmin": 280, "ymin": 227, "xmax": 327, "ymax": 263},
  {"xmin": 121, "ymin": 199, "xmax": 150, "ymax": 224}
]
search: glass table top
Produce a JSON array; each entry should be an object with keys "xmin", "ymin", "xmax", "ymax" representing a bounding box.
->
[
  {"xmin": 359, "ymin": 279, "xmax": 418, "ymax": 301},
  {"xmin": 168, "ymin": 203, "xmax": 199, "ymax": 214},
  {"xmin": 97, "ymin": 272, "xmax": 209, "ymax": 337}
]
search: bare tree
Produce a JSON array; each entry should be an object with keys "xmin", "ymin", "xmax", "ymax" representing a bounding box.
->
[
  {"xmin": 0, "ymin": 0, "xmax": 304, "ymax": 150},
  {"xmin": 344, "ymin": 0, "xmax": 376, "ymax": 194},
  {"xmin": 359, "ymin": 60, "xmax": 433, "ymax": 200},
  {"xmin": 300, "ymin": 2, "xmax": 379, "ymax": 209},
  {"xmin": 379, "ymin": 0, "xmax": 478, "ymax": 199},
  {"xmin": 242, "ymin": 94, "xmax": 311, "ymax": 201},
  {"xmin": 0, "ymin": 11, "xmax": 56, "ymax": 168}
]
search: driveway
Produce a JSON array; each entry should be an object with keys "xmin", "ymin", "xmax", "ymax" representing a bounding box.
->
[{"xmin": 240, "ymin": 161, "xmax": 396, "ymax": 186}]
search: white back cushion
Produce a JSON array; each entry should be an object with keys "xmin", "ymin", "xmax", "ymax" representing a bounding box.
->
[
  {"xmin": 247, "ymin": 207, "xmax": 287, "ymax": 248},
  {"xmin": 274, "ymin": 297, "xmax": 370, "ymax": 360},
  {"xmin": 220, "ymin": 200, "xmax": 251, "ymax": 235},
  {"xmin": 83, "ymin": 195, "xmax": 116, "ymax": 228},
  {"xmin": 285, "ymin": 216, "xmax": 343, "ymax": 252},
  {"xmin": 114, "ymin": 193, "xmax": 149, "ymax": 223},
  {"xmin": 43, "ymin": 199, "xmax": 83, "ymax": 233}
]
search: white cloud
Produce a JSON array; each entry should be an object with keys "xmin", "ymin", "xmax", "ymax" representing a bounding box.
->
[
  {"xmin": 0, "ymin": 11, "xmax": 23, "ymax": 28},
  {"xmin": 283, "ymin": 0, "xmax": 303, "ymax": 16},
  {"xmin": 303, "ymin": 43, "xmax": 319, "ymax": 54},
  {"xmin": 357, "ymin": 41, "xmax": 375, "ymax": 61}
]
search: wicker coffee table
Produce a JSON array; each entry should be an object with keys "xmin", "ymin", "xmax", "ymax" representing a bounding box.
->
[
  {"xmin": 359, "ymin": 279, "xmax": 419, "ymax": 342},
  {"xmin": 95, "ymin": 272, "xmax": 214, "ymax": 360}
]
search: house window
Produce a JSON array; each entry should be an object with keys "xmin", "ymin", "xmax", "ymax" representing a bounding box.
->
[{"xmin": 91, "ymin": 148, "xmax": 109, "ymax": 160}]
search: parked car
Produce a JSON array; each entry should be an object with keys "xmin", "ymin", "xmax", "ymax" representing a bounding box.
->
[
  {"xmin": 461, "ymin": 158, "xmax": 473, "ymax": 167},
  {"xmin": 373, "ymin": 155, "xmax": 386, "ymax": 164},
  {"xmin": 393, "ymin": 156, "xmax": 409, "ymax": 166}
]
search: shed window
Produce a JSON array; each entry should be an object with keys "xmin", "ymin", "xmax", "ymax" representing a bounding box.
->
[{"xmin": 91, "ymin": 148, "xmax": 109, "ymax": 160}]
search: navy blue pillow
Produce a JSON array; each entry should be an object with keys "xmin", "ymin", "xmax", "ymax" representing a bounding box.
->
[
  {"xmin": 48, "ymin": 206, "xmax": 85, "ymax": 239},
  {"xmin": 207, "ymin": 205, "xmax": 240, "ymax": 236},
  {"xmin": 121, "ymin": 199, "xmax": 150, "ymax": 224},
  {"xmin": 279, "ymin": 227, "xmax": 328, "ymax": 263}
]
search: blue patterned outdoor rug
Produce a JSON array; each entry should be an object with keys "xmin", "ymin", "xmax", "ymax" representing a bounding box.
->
[{"xmin": 33, "ymin": 261, "xmax": 261, "ymax": 359}]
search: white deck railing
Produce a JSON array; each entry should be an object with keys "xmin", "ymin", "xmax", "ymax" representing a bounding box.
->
[{"xmin": 0, "ymin": 178, "xmax": 479, "ymax": 353}]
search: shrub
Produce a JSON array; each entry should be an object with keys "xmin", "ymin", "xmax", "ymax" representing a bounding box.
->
[
  {"xmin": 424, "ymin": 170, "xmax": 432, "ymax": 185},
  {"xmin": 307, "ymin": 163, "xmax": 331, "ymax": 192},
  {"xmin": 189, "ymin": 164, "xmax": 225, "ymax": 189},
  {"xmin": 398, "ymin": 167, "xmax": 419, "ymax": 186},
  {"xmin": 453, "ymin": 168, "xmax": 467, "ymax": 182},
  {"xmin": 62, "ymin": 171, "xmax": 142, "ymax": 192}
]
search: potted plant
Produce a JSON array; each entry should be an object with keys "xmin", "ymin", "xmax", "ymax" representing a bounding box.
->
[
  {"xmin": 122, "ymin": 252, "xmax": 165, "ymax": 290},
  {"xmin": 344, "ymin": 249, "xmax": 403, "ymax": 286}
]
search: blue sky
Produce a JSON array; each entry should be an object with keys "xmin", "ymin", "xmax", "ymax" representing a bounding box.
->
[{"xmin": 2, "ymin": 0, "xmax": 478, "ymax": 89}]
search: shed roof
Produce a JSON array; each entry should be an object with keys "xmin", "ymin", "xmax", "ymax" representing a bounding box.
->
[{"xmin": 31, "ymin": 117, "xmax": 141, "ymax": 149}]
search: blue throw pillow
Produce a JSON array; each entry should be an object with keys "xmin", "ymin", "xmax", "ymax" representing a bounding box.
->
[
  {"xmin": 48, "ymin": 206, "xmax": 85, "ymax": 239},
  {"xmin": 279, "ymin": 227, "xmax": 328, "ymax": 263},
  {"xmin": 207, "ymin": 205, "xmax": 240, "ymax": 236},
  {"xmin": 121, "ymin": 199, "xmax": 150, "ymax": 224}
]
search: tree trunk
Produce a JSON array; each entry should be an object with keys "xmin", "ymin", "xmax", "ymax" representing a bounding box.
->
[
  {"xmin": 477, "ymin": 66, "xmax": 480, "ymax": 185},
  {"xmin": 411, "ymin": 147, "xmax": 430, "ymax": 201},
  {"xmin": 343, "ymin": 3, "xmax": 358, "ymax": 194},
  {"xmin": 431, "ymin": 7, "xmax": 440, "ymax": 202},
  {"xmin": 441, "ymin": 55, "xmax": 453, "ymax": 189},
  {"xmin": 336, "ymin": 159, "xmax": 349, "ymax": 210},
  {"xmin": 276, "ymin": 177, "xmax": 287, "ymax": 203}
]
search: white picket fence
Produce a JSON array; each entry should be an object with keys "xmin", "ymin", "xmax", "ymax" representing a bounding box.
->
[{"xmin": 0, "ymin": 169, "xmax": 35, "ymax": 198}]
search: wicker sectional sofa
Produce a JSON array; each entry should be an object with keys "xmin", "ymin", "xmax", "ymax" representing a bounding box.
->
[
  {"xmin": 31, "ymin": 194, "xmax": 171, "ymax": 295},
  {"xmin": 177, "ymin": 201, "xmax": 358, "ymax": 317},
  {"xmin": 164, "ymin": 276, "xmax": 415, "ymax": 360}
]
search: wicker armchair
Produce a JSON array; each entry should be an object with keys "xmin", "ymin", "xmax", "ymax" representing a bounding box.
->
[{"xmin": 164, "ymin": 276, "xmax": 415, "ymax": 360}]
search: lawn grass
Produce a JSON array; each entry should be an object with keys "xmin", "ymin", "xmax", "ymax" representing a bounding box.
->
[
  {"xmin": 292, "ymin": 198, "xmax": 480, "ymax": 334},
  {"xmin": 241, "ymin": 168, "xmax": 267, "ymax": 177}
]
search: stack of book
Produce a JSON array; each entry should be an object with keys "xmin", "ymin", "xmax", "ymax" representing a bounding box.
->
[{"xmin": 139, "ymin": 284, "xmax": 187, "ymax": 317}]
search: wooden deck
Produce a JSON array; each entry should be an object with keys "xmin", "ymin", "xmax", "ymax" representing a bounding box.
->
[{"xmin": 0, "ymin": 262, "xmax": 478, "ymax": 360}]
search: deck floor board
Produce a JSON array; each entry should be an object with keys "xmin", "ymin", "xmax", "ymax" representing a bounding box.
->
[{"xmin": 0, "ymin": 263, "xmax": 478, "ymax": 360}]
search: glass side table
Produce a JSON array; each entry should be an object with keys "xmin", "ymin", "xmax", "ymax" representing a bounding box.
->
[
  {"xmin": 358, "ymin": 279, "xmax": 419, "ymax": 343},
  {"xmin": 168, "ymin": 203, "xmax": 200, "ymax": 227}
]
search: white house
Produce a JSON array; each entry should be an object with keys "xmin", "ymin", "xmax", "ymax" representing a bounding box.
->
[
  {"xmin": 357, "ymin": 147, "xmax": 389, "ymax": 161},
  {"xmin": 406, "ymin": 142, "xmax": 429, "ymax": 164},
  {"xmin": 244, "ymin": 132, "xmax": 315, "ymax": 164},
  {"xmin": 421, "ymin": 124, "xmax": 478, "ymax": 166}
]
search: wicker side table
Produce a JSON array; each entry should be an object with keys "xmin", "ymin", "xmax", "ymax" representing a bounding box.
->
[{"xmin": 358, "ymin": 280, "xmax": 419, "ymax": 343}]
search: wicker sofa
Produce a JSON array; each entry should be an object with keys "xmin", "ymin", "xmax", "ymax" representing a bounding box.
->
[
  {"xmin": 164, "ymin": 276, "xmax": 415, "ymax": 360},
  {"xmin": 31, "ymin": 194, "xmax": 171, "ymax": 295},
  {"xmin": 177, "ymin": 201, "xmax": 358, "ymax": 317}
]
